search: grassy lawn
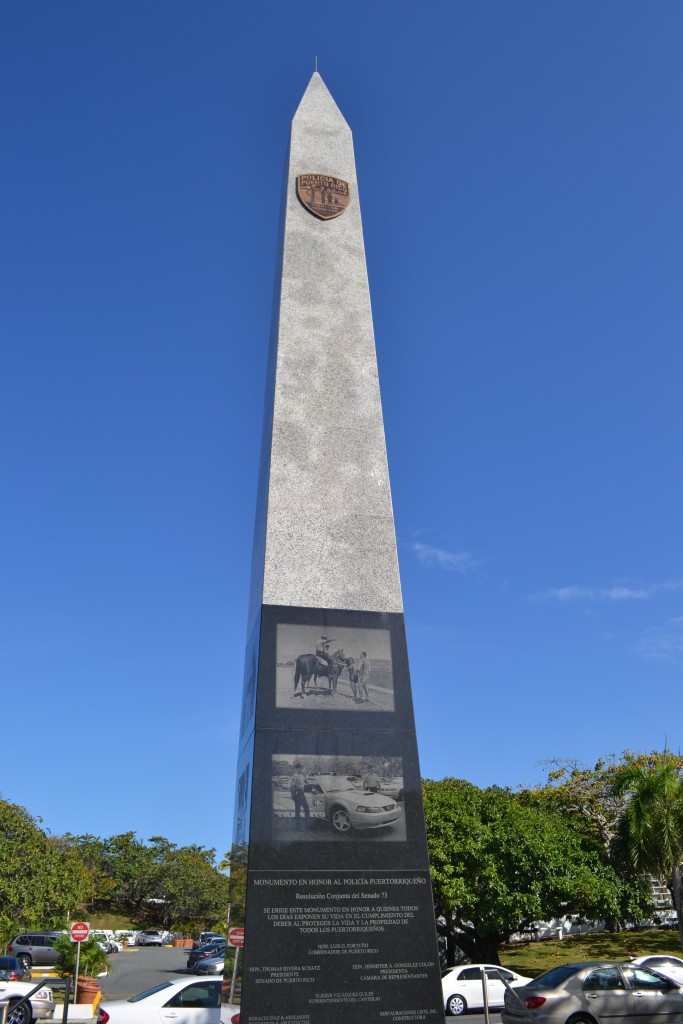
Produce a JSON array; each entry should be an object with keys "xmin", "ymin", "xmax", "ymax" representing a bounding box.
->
[
  {"xmin": 88, "ymin": 913, "xmax": 136, "ymax": 930},
  {"xmin": 501, "ymin": 929, "xmax": 683, "ymax": 977}
]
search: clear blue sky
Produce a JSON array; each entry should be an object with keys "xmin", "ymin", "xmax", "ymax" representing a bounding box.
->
[{"xmin": 2, "ymin": 2, "xmax": 682, "ymax": 859}]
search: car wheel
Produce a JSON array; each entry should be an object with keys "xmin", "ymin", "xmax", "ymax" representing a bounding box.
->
[
  {"xmin": 17, "ymin": 954, "xmax": 32, "ymax": 971},
  {"xmin": 330, "ymin": 806, "xmax": 352, "ymax": 833},
  {"xmin": 446, "ymin": 994, "xmax": 467, "ymax": 1016},
  {"xmin": 567, "ymin": 1017, "xmax": 597, "ymax": 1024},
  {"xmin": 7, "ymin": 999, "xmax": 32, "ymax": 1024}
]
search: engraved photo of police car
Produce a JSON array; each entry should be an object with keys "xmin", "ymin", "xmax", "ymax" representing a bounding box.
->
[{"xmin": 272, "ymin": 759, "xmax": 404, "ymax": 836}]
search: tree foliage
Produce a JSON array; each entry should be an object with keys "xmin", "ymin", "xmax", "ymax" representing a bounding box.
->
[
  {"xmin": 220, "ymin": 844, "xmax": 248, "ymax": 928},
  {"xmin": 0, "ymin": 799, "xmax": 89, "ymax": 947},
  {"xmin": 423, "ymin": 778, "xmax": 650, "ymax": 965},
  {"xmin": 65, "ymin": 832, "xmax": 229, "ymax": 931},
  {"xmin": 158, "ymin": 845, "xmax": 230, "ymax": 929},
  {"xmin": 536, "ymin": 751, "xmax": 683, "ymax": 852},
  {"xmin": 610, "ymin": 754, "xmax": 683, "ymax": 948}
]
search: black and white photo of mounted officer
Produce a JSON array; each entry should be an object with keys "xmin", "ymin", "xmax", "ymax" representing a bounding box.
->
[{"xmin": 275, "ymin": 624, "xmax": 394, "ymax": 711}]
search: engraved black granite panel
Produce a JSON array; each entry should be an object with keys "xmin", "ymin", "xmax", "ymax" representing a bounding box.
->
[{"xmin": 236, "ymin": 605, "xmax": 443, "ymax": 1024}]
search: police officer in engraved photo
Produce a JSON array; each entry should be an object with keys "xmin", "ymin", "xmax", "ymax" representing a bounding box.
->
[
  {"xmin": 290, "ymin": 762, "xmax": 310, "ymax": 830},
  {"xmin": 315, "ymin": 633, "xmax": 335, "ymax": 672},
  {"xmin": 356, "ymin": 650, "xmax": 371, "ymax": 702},
  {"xmin": 362, "ymin": 762, "xmax": 381, "ymax": 793}
]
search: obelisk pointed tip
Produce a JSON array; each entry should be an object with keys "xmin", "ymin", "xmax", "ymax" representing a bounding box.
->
[{"xmin": 292, "ymin": 70, "xmax": 350, "ymax": 132}]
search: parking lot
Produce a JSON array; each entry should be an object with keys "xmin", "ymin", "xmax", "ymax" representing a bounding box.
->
[{"xmin": 99, "ymin": 944, "xmax": 200, "ymax": 1000}]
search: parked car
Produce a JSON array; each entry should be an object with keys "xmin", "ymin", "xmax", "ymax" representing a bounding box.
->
[
  {"xmin": 630, "ymin": 955, "xmax": 683, "ymax": 985},
  {"xmin": 442, "ymin": 964, "xmax": 533, "ymax": 1015},
  {"xmin": 91, "ymin": 932, "xmax": 120, "ymax": 954},
  {"xmin": 272, "ymin": 773, "xmax": 402, "ymax": 833},
  {"xmin": 187, "ymin": 941, "xmax": 226, "ymax": 970},
  {"xmin": 194, "ymin": 955, "xmax": 225, "ymax": 976},
  {"xmin": 94, "ymin": 930, "xmax": 123, "ymax": 952},
  {"xmin": 137, "ymin": 929, "xmax": 165, "ymax": 946},
  {"xmin": 0, "ymin": 958, "xmax": 31, "ymax": 983},
  {"xmin": 6, "ymin": 933, "xmax": 64, "ymax": 970},
  {"xmin": 114, "ymin": 930, "xmax": 137, "ymax": 947},
  {"xmin": 193, "ymin": 932, "xmax": 223, "ymax": 950},
  {"xmin": 502, "ymin": 961, "xmax": 683, "ymax": 1024},
  {"xmin": 96, "ymin": 976, "xmax": 234, "ymax": 1023},
  {"xmin": 339, "ymin": 774, "xmax": 405, "ymax": 802},
  {"xmin": 0, "ymin": 974, "xmax": 55, "ymax": 1024},
  {"xmin": 379, "ymin": 777, "xmax": 405, "ymax": 802}
]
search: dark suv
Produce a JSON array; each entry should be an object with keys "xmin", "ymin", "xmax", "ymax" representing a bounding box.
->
[
  {"xmin": 0, "ymin": 956, "xmax": 31, "ymax": 981},
  {"xmin": 187, "ymin": 940, "xmax": 226, "ymax": 970},
  {"xmin": 7, "ymin": 932, "xmax": 64, "ymax": 968}
]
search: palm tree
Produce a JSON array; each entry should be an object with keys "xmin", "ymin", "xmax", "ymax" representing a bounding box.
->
[
  {"xmin": 612, "ymin": 756, "xmax": 683, "ymax": 948},
  {"xmin": 218, "ymin": 846, "xmax": 248, "ymax": 929}
]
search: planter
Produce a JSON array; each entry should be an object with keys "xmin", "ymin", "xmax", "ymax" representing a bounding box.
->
[
  {"xmin": 76, "ymin": 977, "xmax": 101, "ymax": 1003},
  {"xmin": 172, "ymin": 938, "xmax": 194, "ymax": 947}
]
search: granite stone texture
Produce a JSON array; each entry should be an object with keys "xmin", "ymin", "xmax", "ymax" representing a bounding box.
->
[{"xmin": 257, "ymin": 72, "xmax": 403, "ymax": 615}]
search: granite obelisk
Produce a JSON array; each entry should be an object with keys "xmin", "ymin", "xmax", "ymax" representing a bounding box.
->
[{"xmin": 234, "ymin": 73, "xmax": 442, "ymax": 1024}]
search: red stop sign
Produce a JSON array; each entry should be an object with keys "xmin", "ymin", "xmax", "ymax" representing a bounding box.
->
[
  {"xmin": 228, "ymin": 927, "xmax": 244, "ymax": 947},
  {"xmin": 71, "ymin": 921, "xmax": 90, "ymax": 942}
]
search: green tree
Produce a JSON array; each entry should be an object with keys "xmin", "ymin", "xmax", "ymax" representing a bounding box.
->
[
  {"xmin": 64, "ymin": 834, "xmax": 115, "ymax": 913},
  {"xmin": 612, "ymin": 755, "xmax": 683, "ymax": 948},
  {"xmin": 423, "ymin": 778, "xmax": 639, "ymax": 965},
  {"xmin": 0, "ymin": 799, "xmax": 89, "ymax": 946},
  {"xmin": 536, "ymin": 751, "xmax": 683, "ymax": 852},
  {"xmin": 536, "ymin": 750, "xmax": 683, "ymax": 931},
  {"xmin": 156, "ymin": 845, "xmax": 230, "ymax": 930},
  {"xmin": 220, "ymin": 845, "xmax": 248, "ymax": 928},
  {"xmin": 66, "ymin": 831, "xmax": 230, "ymax": 929},
  {"xmin": 67, "ymin": 830, "xmax": 160, "ymax": 919}
]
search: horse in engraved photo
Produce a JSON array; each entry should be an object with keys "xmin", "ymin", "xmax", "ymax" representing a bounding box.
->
[{"xmin": 293, "ymin": 649, "xmax": 350, "ymax": 697}]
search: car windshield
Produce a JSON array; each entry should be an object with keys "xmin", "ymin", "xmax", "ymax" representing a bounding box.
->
[
  {"xmin": 529, "ymin": 965, "xmax": 580, "ymax": 989},
  {"xmin": 128, "ymin": 982, "xmax": 174, "ymax": 1002},
  {"xmin": 322, "ymin": 780, "xmax": 358, "ymax": 793}
]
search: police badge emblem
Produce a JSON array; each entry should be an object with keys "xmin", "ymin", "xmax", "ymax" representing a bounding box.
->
[{"xmin": 296, "ymin": 173, "xmax": 351, "ymax": 220}]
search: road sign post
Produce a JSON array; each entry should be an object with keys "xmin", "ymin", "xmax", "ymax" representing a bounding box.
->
[
  {"xmin": 228, "ymin": 928, "xmax": 244, "ymax": 1001},
  {"xmin": 70, "ymin": 921, "xmax": 90, "ymax": 1003}
]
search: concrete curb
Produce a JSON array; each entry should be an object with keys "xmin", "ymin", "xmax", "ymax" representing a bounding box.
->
[{"xmin": 47, "ymin": 1004, "xmax": 96, "ymax": 1022}]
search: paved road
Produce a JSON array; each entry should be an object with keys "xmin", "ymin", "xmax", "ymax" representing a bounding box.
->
[{"xmin": 99, "ymin": 945, "xmax": 196, "ymax": 999}]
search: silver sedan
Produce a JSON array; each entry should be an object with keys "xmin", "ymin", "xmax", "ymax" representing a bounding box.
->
[
  {"xmin": 502, "ymin": 961, "xmax": 683, "ymax": 1024},
  {"xmin": 194, "ymin": 955, "xmax": 226, "ymax": 975}
]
